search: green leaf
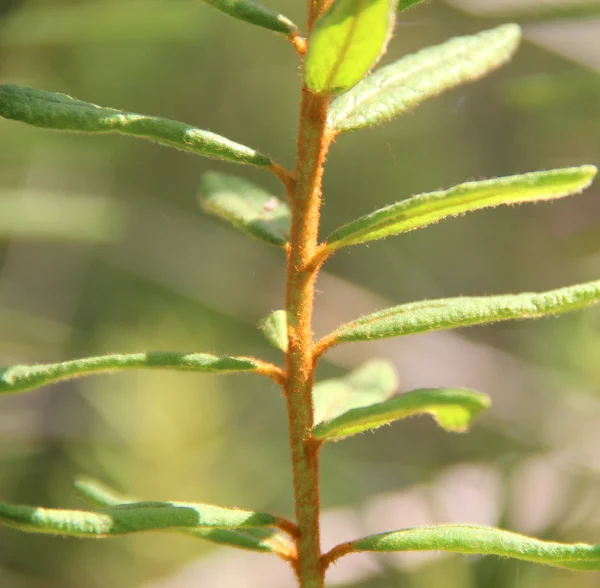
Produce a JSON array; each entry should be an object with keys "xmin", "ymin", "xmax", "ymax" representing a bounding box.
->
[
  {"xmin": 258, "ymin": 310, "xmax": 291, "ymax": 352},
  {"xmin": 325, "ymin": 166, "xmax": 598, "ymax": 250},
  {"xmin": 320, "ymin": 279, "xmax": 600, "ymax": 348},
  {"xmin": 304, "ymin": 0, "xmax": 397, "ymax": 95},
  {"xmin": 397, "ymin": 0, "xmax": 425, "ymax": 12},
  {"xmin": 199, "ymin": 0, "xmax": 298, "ymax": 35},
  {"xmin": 200, "ymin": 173, "xmax": 290, "ymax": 247},
  {"xmin": 0, "ymin": 85, "xmax": 272, "ymax": 167},
  {"xmin": 0, "ymin": 500, "xmax": 280, "ymax": 538},
  {"xmin": 329, "ymin": 24, "xmax": 521, "ymax": 132},
  {"xmin": 347, "ymin": 524, "xmax": 600, "ymax": 571},
  {"xmin": 313, "ymin": 359, "xmax": 398, "ymax": 425},
  {"xmin": 73, "ymin": 477, "xmax": 296, "ymax": 558},
  {"xmin": 0, "ymin": 352, "xmax": 265, "ymax": 394},
  {"xmin": 313, "ymin": 387, "xmax": 489, "ymax": 440}
]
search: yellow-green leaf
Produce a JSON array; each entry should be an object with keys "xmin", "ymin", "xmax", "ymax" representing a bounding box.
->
[
  {"xmin": 324, "ymin": 166, "xmax": 597, "ymax": 250},
  {"xmin": 313, "ymin": 387, "xmax": 489, "ymax": 440},
  {"xmin": 305, "ymin": 0, "xmax": 396, "ymax": 95}
]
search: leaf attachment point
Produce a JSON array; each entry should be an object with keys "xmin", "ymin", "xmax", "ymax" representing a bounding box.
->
[
  {"xmin": 200, "ymin": 173, "xmax": 290, "ymax": 247},
  {"xmin": 0, "ymin": 85, "xmax": 272, "ymax": 167},
  {"xmin": 323, "ymin": 166, "xmax": 597, "ymax": 251},
  {"xmin": 329, "ymin": 24, "xmax": 521, "ymax": 132},
  {"xmin": 304, "ymin": 0, "xmax": 397, "ymax": 95},
  {"xmin": 319, "ymin": 278, "xmax": 600, "ymax": 350},
  {"xmin": 73, "ymin": 476, "xmax": 297, "ymax": 559},
  {"xmin": 312, "ymin": 359, "xmax": 398, "ymax": 425},
  {"xmin": 325, "ymin": 525, "xmax": 600, "ymax": 571},
  {"xmin": 199, "ymin": 0, "xmax": 299, "ymax": 35},
  {"xmin": 313, "ymin": 387, "xmax": 489, "ymax": 441},
  {"xmin": 0, "ymin": 351, "xmax": 274, "ymax": 395}
]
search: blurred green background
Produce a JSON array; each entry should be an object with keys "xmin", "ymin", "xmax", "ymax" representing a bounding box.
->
[{"xmin": 1, "ymin": 0, "xmax": 600, "ymax": 586}]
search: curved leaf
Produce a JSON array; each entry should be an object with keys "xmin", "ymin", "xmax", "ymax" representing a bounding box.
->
[
  {"xmin": 346, "ymin": 525, "xmax": 600, "ymax": 571},
  {"xmin": 0, "ymin": 352, "xmax": 266, "ymax": 394},
  {"xmin": 258, "ymin": 310, "xmax": 291, "ymax": 352},
  {"xmin": 0, "ymin": 499, "xmax": 280, "ymax": 537},
  {"xmin": 199, "ymin": 0, "xmax": 298, "ymax": 34},
  {"xmin": 0, "ymin": 85, "xmax": 272, "ymax": 167},
  {"xmin": 313, "ymin": 359, "xmax": 398, "ymax": 425},
  {"xmin": 313, "ymin": 387, "xmax": 489, "ymax": 440},
  {"xmin": 325, "ymin": 166, "xmax": 597, "ymax": 250},
  {"xmin": 200, "ymin": 173, "xmax": 290, "ymax": 247},
  {"xmin": 304, "ymin": 0, "xmax": 396, "ymax": 95},
  {"xmin": 73, "ymin": 477, "xmax": 296, "ymax": 559},
  {"xmin": 319, "ymin": 279, "xmax": 600, "ymax": 348},
  {"xmin": 329, "ymin": 24, "xmax": 521, "ymax": 132}
]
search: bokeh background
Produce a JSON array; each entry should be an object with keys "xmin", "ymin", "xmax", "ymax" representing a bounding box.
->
[{"xmin": 1, "ymin": 0, "xmax": 600, "ymax": 586}]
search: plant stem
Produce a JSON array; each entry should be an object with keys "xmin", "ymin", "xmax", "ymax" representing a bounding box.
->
[{"xmin": 284, "ymin": 87, "xmax": 332, "ymax": 588}]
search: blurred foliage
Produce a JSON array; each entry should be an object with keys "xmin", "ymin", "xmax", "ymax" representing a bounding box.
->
[{"xmin": 0, "ymin": 0, "xmax": 599, "ymax": 587}]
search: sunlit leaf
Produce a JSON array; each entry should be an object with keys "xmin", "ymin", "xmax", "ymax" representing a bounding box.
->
[
  {"xmin": 73, "ymin": 477, "xmax": 296, "ymax": 559},
  {"xmin": 342, "ymin": 524, "xmax": 600, "ymax": 571},
  {"xmin": 319, "ymin": 279, "xmax": 600, "ymax": 349},
  {"xmin": 313, "ymin": 359, "xmax": 398, "ymax": 425},
  {"xmin": 329, "ymin": 24, "xmax": 521, "ymax": 132},
  {"xmin": 0, "ymin": 85, "xmax": 272, "ymax": 167},
  {"xmin": 0, "ymin": 352, "xmax": 267, "ymax": 394},
  {"xmin": 258, "ymin": 310, "xmax": 291, "ymax": 352},
  {"xmin": 324, "ymin": 166, "xmax": 597, "ymax": 250},
  {"xmin": 199, "ymin": 0, "xmax": 298, "ymax": 34},
  {"xmin": 200, "ymin": 173, "xmax": 290, "ymax": 247},
  {"xmin": 0, "ymin": 500, "xmax": 281, "ymax": 537},
  {"xmin": 304, "ymin": 0, "xmax": 396, "ymax": 95},
  {"xmin": 313, "ymin": 387, "xmax": 489, "ymax": 440}
]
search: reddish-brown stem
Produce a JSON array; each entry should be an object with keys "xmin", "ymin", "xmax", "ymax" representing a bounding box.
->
[
  {"xmin": 321, "ymin": 541, "xmax": 356, "ymax": 571},
  {"xmin": 289, "ymin": 33, "xmax": 308, "ymax": 56},
  {"xmin": 284, "ymin": 87, "xmax": 333, "ymax": 587}
]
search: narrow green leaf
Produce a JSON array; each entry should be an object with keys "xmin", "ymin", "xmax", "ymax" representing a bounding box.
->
[
  {"xmin": 0, "ymin": 351, "xmax": 264, "ymax": 394},
  {"xmin": 313, "ymin": 359, "xmax": 398, "ymax": 425},
  {"xmin": 199, "ymin": 0, "xmax": 298, "ymax": 34},
  {"xmin": 73, "ymin": 477, "xmax": 296, "ymax": 558},
  {"xmin": 0, "ymin": 499, "xmax": 279, "ymax": 538},
  {"xmin": 397, "ymin": 0, "xmax": 425, "ymax": 12},
  {"xmin": 0, "ymin": 85, "xmax": 272, "ymax": 167},
  {"xmin": 313, "ymin": 387, "xmax": 489, "ymax": 440},
  {"xmin": 258, "ymin": 310, "xmax": 291, "ymax": 352},
  {"xmin": 323, "ymin": 279, "xmax": 600, "ymax": 347},
  {"xmin": 325, "ymin": 166, "xmax": 598, "ymax": 250},
  {"xmin": 304, "ymin": 0, "xmax": 397, "ymax": 95},
  {"xmin": 200, "ymin": 173, "xmax": 290, "ymax": 247},
  {"xmin": 349, "ymin": 525, "xmax": 600, "ymax": 571},
  {"xmin": 329, "ymin": 24, "xmax": 521, "ymax": 132}
]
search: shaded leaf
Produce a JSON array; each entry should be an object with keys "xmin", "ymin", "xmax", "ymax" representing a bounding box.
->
[
  {"xmin": 346, "ymin": 524, "xmax": 600, "ymax": 571},
  {"xmin": 313, "ymin": 359, "xmax": 398, "ymax": 424},
  {"xmin": 0, "ymin": 85, "xmax": 272, "ymax": 167},
  {"xmin": 73, "ymin": 477, "xmax": 296, "ymax": 559},
  {"xmin": 304, "ymin": 0, "xmax": 396, "ymax": 95},
  {"xmin": 0, "ymin": 351, "xmax": 266, "ymax": 394},
  {"xmin": 319, "ymin": 279, "xmax": 600, "ymax": 348},
  {"xmin": 200, "ymin": 0, "xmax": 298, "ymax": 34},
  {"xmin": 329, "ymin": 24, "xmax": 521, "ymax": 132},
  {"xmin": 0, "ymin": 499, "xmax": 280, "ymax": 537},
  {"xmin": 200, "ymin": 173, "xmax": 290, "ymax": 247},
  {"xmin": 324, "ymin": 166, "xmax": 597, "ymax": 250},
  {"xmin": 397, "ymin": 0, "xmax": 426, "ymax": 12},
  {"xmin": 258, "ymin": 310, "xmax": 291, "ymax": 352},
  {"xmin": 313, "ymin": 387, "xmax": 489, "ymax": 440}
]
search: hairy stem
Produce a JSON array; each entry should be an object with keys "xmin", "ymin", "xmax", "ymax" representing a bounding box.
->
[{"xmin": 285, "ymin": 87, "xmax": 332, "ymax": 587}]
